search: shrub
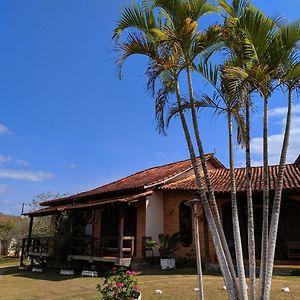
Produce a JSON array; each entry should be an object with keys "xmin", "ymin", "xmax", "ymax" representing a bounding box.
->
[{"xmin": 97, "ymin": 267, "xmax": 140, "ymax": 300}]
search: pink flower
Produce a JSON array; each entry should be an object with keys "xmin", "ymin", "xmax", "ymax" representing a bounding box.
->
[
  {"xmin": 133, "ymin": 285, "xmax": 140, "ymax": 292},
  {"xmin": 116, "ymin": 282, "xmax": 124, "ymax": 288},
  {"xmin": 126, "ymin": 270, "xmax": 137, "ymax": 276},
  {"xmin": 112, "ymin": 267, "xmax": 117, "ymax": 273}
]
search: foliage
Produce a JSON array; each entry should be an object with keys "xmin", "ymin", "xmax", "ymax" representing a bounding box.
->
[
  {"xmin": 0, "ymin": 222, "xmax": 15, "ymax": 241},
  {"xmin": 0, "ymin": 217, "xmax": 22, "ymax": 255},
  {"xmin": 147, "ymin": 232, "xmax": 181, "ymax": 258},
  {"xmin": 97, "ymin": 267, "xmax": 140, "ymax": 300},
  {"xmin": 52, "ymin": 211, "xmax": 72, "ymax": 261}
]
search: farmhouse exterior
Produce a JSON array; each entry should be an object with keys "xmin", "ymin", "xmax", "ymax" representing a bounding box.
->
[{"xmin": 23, "ymin": 154, "xmax": 300, "ymax": 267}]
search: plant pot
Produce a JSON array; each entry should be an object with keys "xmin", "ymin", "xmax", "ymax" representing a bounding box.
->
[
  {"xmin": 160, "ymin": 258, "xmax": 176, "ymax": 270},
  {"xmin": 135, "ymin": 291, "xmax": 142, "ymax": 300},
  {"xmin": 60, "ymin": 269, "xmax": 74, "ymax": 276}
]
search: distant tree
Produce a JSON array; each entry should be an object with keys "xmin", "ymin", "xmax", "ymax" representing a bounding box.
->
[{"xmin": 25, "ymin": 192, "xmax": 68, "ymax": 237}]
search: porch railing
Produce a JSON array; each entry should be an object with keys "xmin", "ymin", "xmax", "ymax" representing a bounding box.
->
[
  {"xmin": 71, "ymin": 236, "xmax": 135, "ymax": 258},
  {"xmin": 23, "ymin": 237, "xmax": 52, "ymax": 257},
  {"xmin": 21, "ymin": 235, "xmax": 135, "ymax": 260}
]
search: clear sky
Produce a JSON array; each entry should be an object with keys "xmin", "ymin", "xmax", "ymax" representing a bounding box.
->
[{"xmin": 0, "ymin": 0, "xmax": 299, "ymax": 215}]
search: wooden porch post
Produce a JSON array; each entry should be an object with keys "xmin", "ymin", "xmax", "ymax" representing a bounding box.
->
[
  {"xmin": 26, "ymin": 216, "xmax": 33, "ymax": 254},
  {"xmin": 91, "ymin": 210, "xmax": 95, "ymax": 257},
  {"xmin": 19, "ymin": 238, "xmax": 26, "ymax": 266},
  {"xmin": 118, "ymin": 207, "xmax": 125, "ymax": 259}
]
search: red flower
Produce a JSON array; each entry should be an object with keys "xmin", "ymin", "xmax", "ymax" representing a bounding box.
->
[{"xmin": 116, "ymin": 282, "xmax": 124, "ymax": 288}]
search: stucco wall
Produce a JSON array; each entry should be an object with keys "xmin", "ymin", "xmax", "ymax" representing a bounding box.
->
[
  {"xmin": 164, "ymin": 190, "xmax": 204, "ymax": 258},
  {"xmin": 145, "ymin": 191, "xmax": 164, "ymax": 256}
]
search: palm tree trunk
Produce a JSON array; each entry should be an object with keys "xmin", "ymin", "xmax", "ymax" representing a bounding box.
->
[
  {"xmin": 264, "ymin": 87, "xmax": 293, "ymax": 299},
  {"xmin": 228, "ymin": 111, "xmax": 248, "ymax": 300},
  {"xmin": 192, "ymin": 202, "xmax": 205, "ymax": 300},
  {"xmin": 185, "ymin": 67, "xmax": 239, "ymax": 295},
  {"xmin": 245, "ymin": 99, "xmax": 256, "ymax": 300},
  {"xmin": 259, "ymin": 95, "xmax": 269, "ymax": 299},
  {"xmin": 174, "ymin": 77, "xmax": 237, "ymax": 300}
]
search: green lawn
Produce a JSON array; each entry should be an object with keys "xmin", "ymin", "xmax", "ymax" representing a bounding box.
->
[
  {"xmin": 0, "ymin": 263, "xmax": 299, "ymax": 300},
  {"xmin": 0, "ymin": 257, "xmax": 19, "ymax": 266}
]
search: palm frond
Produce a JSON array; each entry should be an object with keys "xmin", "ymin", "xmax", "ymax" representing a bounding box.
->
[
  {"xmin": 113, "ymin": 3, "xmax": 156, "ymax": 40},
  {"xmin": 115, "ymin": 32, "xmax": 157, "ymax": 79}
]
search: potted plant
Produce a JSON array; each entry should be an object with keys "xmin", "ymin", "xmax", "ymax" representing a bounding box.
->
[
  {"xmin": 147, "ymin": 232, "xmax": 180, "ymax": 270},
  {"xmin": 97, "ymin": 267, "xmax": 141, "ymax": 300}
]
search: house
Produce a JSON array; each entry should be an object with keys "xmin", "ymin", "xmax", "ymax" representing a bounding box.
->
[{"xmin": 22, "ymin": 153, "xmax": 300, "ymax": 268}]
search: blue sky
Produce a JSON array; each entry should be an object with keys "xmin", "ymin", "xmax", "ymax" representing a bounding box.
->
[{"xmin": 0, "ymin": 0, "xmax": 299, "ymax": 215}]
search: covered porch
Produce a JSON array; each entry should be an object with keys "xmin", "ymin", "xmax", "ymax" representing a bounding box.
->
[
  {"xmin": 221, "ymin": 193, "xmax": 300, "ymax": 265},
  {"xmin": 21, "ymin": 191, "xmax": 149, "ymax": 268}
]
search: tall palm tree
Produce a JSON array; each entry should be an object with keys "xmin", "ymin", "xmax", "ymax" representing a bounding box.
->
[
  {"xmin": 263, "ymin": 23, "xmax": 300, "ymax": 298},
  {"xmin": 150, "ymin": 2, "xmax": 240, "ymax": 293},
  {"xmin": 220, "ymin": 6, "xmax": 300, "ymax": 298},
  {"xmin": 218, "ymin": 1, "xmax": 256, "ymax": 298},
  {"xmin": 234, "ymin": 10, "xmax": 300, "ymax": 298},
  {"xmin": 113, "ymin": 3, "xmax": 238, "ymax": 299},
  {"xmin": 198, "ymin": 62, "xmax": 248, "ymax": 299},
  {"xmin": 165, "ymin": 61, "xmax": 250, "ymax": 299}
]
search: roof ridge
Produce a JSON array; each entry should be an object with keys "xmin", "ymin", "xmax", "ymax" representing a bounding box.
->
[
  {"xmin": 75, "ymin": 154, "xmax": 211, "ymax": 191},
  {"xmin": 40, "ymin": 154, "xmax": 213, "ymax": 206}
]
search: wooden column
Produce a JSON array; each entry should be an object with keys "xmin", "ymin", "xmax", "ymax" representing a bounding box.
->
[
  {"xmin": 26, "ymin": 216, "xmax": 34, "ymax": 254},
  {"xmin": 19, "ymin": 238, "xmax": 26, "ymax": 266},
  {"xmin": 118, "ymin": 207, "xmax": 125, "ymax": 259},
  {"xmin": 91, "ymin": 210, "xmax": 95, "ymax": 257}
]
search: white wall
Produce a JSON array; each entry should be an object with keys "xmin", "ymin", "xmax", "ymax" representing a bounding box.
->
[{"xmin": 145, "ymin": 191, "xmax": 164, "ymax": 255}]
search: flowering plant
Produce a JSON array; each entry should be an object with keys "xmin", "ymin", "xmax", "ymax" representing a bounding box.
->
[{"xmin": 97, "ymin": 267, "xmax": 140, "ymax": 300}]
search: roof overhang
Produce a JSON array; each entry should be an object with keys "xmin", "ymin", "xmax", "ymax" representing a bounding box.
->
[{"xmin": 25, "ymin": 191, "xmax": 152, "ymax": 217}]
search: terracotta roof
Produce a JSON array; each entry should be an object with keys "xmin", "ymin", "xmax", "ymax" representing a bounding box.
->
[
  {"xmin": 41, "ymin": 154, "xmax": 223, "ymax": 207},
  {"xmin": 160, "ymin": 164, "xmax": 300, "ymax": 194},
  {"xmin": 27, "ymin": 191, "xmax": 152, "ymax": 217}
]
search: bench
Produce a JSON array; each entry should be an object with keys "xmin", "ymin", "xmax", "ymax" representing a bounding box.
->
[{"xmin": 287, "ymin": 241, "xmax": 300, "ymax": 263}]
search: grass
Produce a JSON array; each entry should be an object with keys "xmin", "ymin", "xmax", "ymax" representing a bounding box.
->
[
  {"xmin": 0, "ymin": 263, "xmax": 299, "ymax": 299},
  {"xmin": 0, "ymin": 257, "xmax": 19, "ymax": 266}
]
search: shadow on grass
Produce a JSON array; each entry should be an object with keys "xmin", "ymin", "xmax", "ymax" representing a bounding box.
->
[
  {"xmin": 0, "ymin": 266, "xmax": 83, "ymax": 282},
  {"xmin": 136, "ymin": 265, "xmax": 221, "ymax": 277}
]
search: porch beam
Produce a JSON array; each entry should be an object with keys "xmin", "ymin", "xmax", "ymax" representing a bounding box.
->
[{"xmin": 118, "ymin": 207, "xmax": 125, "ymax": 259}]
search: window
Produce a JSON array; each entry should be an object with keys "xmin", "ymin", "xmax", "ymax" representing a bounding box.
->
[{"xmin": 179, "ymin": 201, "xmax": 193, "ymax": 247}]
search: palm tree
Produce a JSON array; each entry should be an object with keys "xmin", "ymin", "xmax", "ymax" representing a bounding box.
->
[
  {"xmin": 234, "ymin": 10, "xmax": 300, "ymax": 299},
  {"xmin": 220, "ymin": 5, "xmax": 300, "ymax": 298},
  {"xmin": 150, "ymin": 2, "xmax": 240, "ymax": 294},
  {"xmin": 113, "ymin": 3, "xmax": 238, "ymax": 299},
  {"xmin": 197, "ymin": 62, "xmax": 248, "ymax": 299},
  {"xmin": 263, "ymin": 24, "xmax": 300, "ymax": 298},
  {"xmin": 218, "ymin": 1, "xmax": 256, "ymax": 298}
]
